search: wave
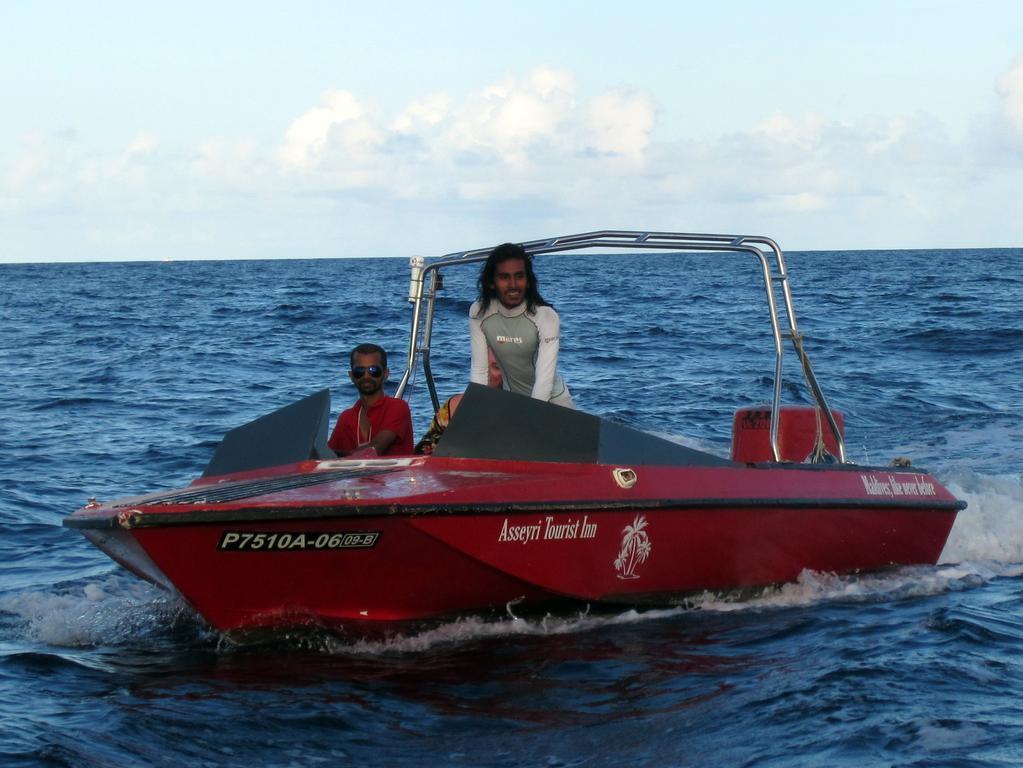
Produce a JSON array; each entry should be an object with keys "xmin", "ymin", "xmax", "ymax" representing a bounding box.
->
[
  {"xmin": 894, "ymin": 327, "xmax": 1023, "ymax": 355},
  {"xmin": 940, "ymin": 469, "xmax": 1023, "ymax": 563},
  {"xmin": 326, "ymin": 563, "xmax": 1015, "ymax": 656},
  {"xmin": 926, "ymin": 600, "xmax": 1023, "ymax": 646},
  {"xmin": 29, "ymin": 396, "xmax": 116, "ymax": 411},
  {"xmin": 6, "ymin": 561, "xmax": 1020, "ymax": 657},
  {"xmin": 0, "ymin": 576, "xmax": 195, "ymax": 648}
]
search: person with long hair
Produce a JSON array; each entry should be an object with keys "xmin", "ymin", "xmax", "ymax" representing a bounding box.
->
[{"xmin": 469, "ymin": 242, "xmax": 573, "ymax": 407}]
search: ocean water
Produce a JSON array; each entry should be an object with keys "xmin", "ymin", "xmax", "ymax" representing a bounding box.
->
[{"xmin": 1, "ymin": 246, "xmax": 1022, "ymax": 767}]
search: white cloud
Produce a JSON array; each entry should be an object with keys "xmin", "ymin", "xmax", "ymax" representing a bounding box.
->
[
  {"xmin": 586, "ymin": 89, "xmax": 655, "ymax": 160},
  {"xmin": 997, "ymin": 54, "xmax": 1023, "ymax": 136},
  {"xmin": 5, "ymin": 58, "xmax": 1023, "ymax": 261},
  {"xmin": 126, "ymin": 133, "xmax": 158, "ymax": 157},
  {"xmin": 865, "ymin": 117, "xmax": 910, "ymax": 154},
  {"xmin": 441, "ymin": 67, "xmax": 578, "ymax": 168},
  {"xmin": 3, "ymin": 133, "xmax": 79, "ymax": 214},
  {"xmin": 276, "ymin": 66, "xmax": 657, "ymax": 195},
  {"xmin": 766, "ymin": 191, "xmax": 829, "ymax": 213},
  {"xmin": 393, "ymin": 93, "xmax": 451, "ymax": 133},
  {"xmin": 189, "ymin": 138, "xmax": 265, "ymax": 191},
  {"xmin": 753, "ymin": 113, "xmax": 828, "ymax": 152},
  {"xmin": 279, "ymin": 89, "xmax": 382, "ymax": 171}
]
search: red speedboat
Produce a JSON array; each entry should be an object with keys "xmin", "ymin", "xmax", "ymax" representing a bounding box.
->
[{"xmin": 64, "ymin": 231, "xmax": 965, "ymax": 636}]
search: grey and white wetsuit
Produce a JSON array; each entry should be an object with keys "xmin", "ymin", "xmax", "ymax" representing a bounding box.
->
[{"xmin": 469, "ymin": 299, "xmax": 574, "ymax": 408}]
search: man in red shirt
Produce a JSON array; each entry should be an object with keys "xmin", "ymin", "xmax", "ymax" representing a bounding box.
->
[{"xmin": 328, "ymin": 343, "xmax": 413, "ymax": 456}]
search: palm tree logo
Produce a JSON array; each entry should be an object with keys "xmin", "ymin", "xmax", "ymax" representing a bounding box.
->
[{"xmin": 614, "ymin": 515, "xmax": 652, "ymax": 579}]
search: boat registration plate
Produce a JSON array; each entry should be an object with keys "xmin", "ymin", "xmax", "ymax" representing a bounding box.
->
[{"xmin": 216, "ymin": 531, "xmax": 380, "ymax": 551}]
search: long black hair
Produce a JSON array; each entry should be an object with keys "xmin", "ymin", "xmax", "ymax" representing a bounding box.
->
[{"xmin": 474, "ymin": 242, "xmax": 550, "ymax": 316}]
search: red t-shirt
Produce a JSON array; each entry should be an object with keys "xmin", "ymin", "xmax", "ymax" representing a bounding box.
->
[{"xmin": 328, "ymin": 394, "xmax": 413, "ymax": 456}]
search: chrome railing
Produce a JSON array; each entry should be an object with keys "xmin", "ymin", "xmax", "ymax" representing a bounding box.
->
[{"xmin": 394, "ymin": 230, "xmax": 846, "ymax": 463}]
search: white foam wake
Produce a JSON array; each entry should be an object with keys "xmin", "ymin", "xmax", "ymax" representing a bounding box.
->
[
  {"xmin": 939, "ymin": 468, "xmax": 1023, "ymax": 564},
  {"xmin": 335, "ymin": 603, "xmax": 691, "ymax": 655},
  {"xmin": 687, "ymin": 562, "xmax": 1016, "ymax": 614},
  {"xmin": 0, "ymin": 575, "xmax": 185, "ymax": 647}
]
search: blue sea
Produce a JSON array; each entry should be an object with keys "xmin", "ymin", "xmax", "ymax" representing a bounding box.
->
[{"xmin": 2, "ymin": 246, "xmax": 1022, "ymax": 767}]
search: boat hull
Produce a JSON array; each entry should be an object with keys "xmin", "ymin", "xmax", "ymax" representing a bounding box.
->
[{"xmin": 65, "ymin": 457, "xmax": 962, "ymax": 634}]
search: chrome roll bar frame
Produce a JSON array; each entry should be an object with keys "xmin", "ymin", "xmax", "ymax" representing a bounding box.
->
[{"xmin": 394, "ymin": 230, "xmax": 846, "ymax": 464}]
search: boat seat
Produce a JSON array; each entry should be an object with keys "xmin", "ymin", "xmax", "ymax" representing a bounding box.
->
[{"xmin": 731, "ymin": 406, "xmax": 845, "ymax": 463}]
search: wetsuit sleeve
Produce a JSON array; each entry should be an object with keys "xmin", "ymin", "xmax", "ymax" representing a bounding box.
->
[
  {"xmin": 468, "ymin": 302, "xmax": 488, "ymax": 386},
  {"xmin": 531, "ymin": 307, "xmax": 560, "ymax": 400}
]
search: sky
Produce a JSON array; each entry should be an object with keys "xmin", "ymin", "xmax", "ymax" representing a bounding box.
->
[{"xmin": 3, "ymin": 1, "xmax": 1023, "ymax": 263}]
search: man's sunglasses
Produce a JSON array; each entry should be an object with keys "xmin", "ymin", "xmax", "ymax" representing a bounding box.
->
[{"xmin": 352, "ymin": 365, "xmax": 383, "ymax": 379}]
